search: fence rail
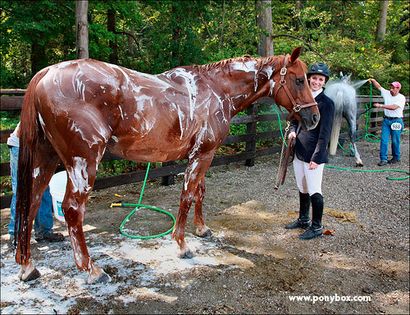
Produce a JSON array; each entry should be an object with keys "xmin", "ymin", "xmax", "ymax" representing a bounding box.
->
[{"xmin": 1, "ymin": 89, "xmax": 409, "ymax": 209}]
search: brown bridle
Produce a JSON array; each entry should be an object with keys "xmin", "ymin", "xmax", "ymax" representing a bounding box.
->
[{"xmin": 273, "ymin": 55, "xmax": 318, "ymax": 121}]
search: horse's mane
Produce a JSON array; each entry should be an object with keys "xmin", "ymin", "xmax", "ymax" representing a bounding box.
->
[{"xmin": 188, "ymin": 55, "xmax": 279, "ymax": 73}]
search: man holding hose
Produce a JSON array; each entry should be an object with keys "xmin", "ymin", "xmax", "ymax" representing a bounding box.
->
[{"xmin": 369, "ymin": 79, "xmax": 405, "ymax": 166}]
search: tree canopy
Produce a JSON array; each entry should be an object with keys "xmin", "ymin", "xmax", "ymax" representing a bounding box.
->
[{"xmin": 1, "ymin": 0, "xmax": 409, "ymax": 93}]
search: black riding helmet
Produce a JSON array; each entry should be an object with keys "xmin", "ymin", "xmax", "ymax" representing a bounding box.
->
[{"xmin": 307, "ymin": 63, "xmax": 330, "ymax": 82}]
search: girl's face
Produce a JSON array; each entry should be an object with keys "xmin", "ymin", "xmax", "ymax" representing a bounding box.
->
[{"xmin": 308, "ymin": 74, "xmax": 326, "ymax": 92}]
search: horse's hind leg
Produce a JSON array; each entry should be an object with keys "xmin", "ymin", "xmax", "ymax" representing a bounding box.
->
[
  {"xmin": 62, "ymin": 156, "xmax": 111, "ymax": 284},
  {"xmin": 44, "ymin": 104, "xmax": 112, "ymax": 283},
  {"xmin": 329, "ymin": 108, "xmax": 342, "ymax": 156},
  {"xmin": 17, "ymin": 140, "xmax": 60, "ymax": 281},
  {"xmin": 194, "ymin": 178, "xmax": 212, "ymax": 238},
  {"xmin": 345, "ymin": 111, "xmax": 363, "ymax": 166}
]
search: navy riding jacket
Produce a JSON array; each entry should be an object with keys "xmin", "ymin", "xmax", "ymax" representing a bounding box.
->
[{"xmin": 290, "ymin": 90, "xmax": 335, "ymax": 164}]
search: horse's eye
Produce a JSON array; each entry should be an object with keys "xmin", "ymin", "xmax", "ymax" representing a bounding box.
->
[{"xmin": 296, "ymin": 78, "xmax": 304, "ymax": 86}]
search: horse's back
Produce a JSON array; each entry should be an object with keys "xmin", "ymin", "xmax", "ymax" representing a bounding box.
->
[
  {"xmin": 325, "ymin": 82, "xmax": 357, "ymax": 113},
  {"xmin": 34, "ymin": 59, "xmax": 228, "ymax": 163}
]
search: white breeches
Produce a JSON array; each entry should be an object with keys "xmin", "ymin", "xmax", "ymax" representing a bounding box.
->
[{"xmin": 293, "ymin": 156, "xmax": 324, "ymax": 195}]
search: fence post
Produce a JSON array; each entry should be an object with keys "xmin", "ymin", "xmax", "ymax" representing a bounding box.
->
[
  {"xmin": 161, "ymin": 162, "xmax": 176, "ymax": 185},
  {"xmin": 245, "ymin": 104, "xmax": 258, "ymax": 166}
]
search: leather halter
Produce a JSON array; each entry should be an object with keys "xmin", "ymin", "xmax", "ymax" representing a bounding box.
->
[{"xmin": 273, "ymin": 55, "xmax": 317, "ymax": 121}]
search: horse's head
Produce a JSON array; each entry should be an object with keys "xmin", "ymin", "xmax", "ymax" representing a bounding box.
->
[
  {"xmin": 339, "ymin": 72, "xmax": 352, "ymax": 84},
  {"xmin": 269, "ymin": 47, "xmax": 320, "ymax": 130}
]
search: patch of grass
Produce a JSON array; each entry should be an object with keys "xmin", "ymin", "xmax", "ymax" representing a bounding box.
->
[
  {"xmin": 0, "ymin": 175, "xmax": 11, "ymax": 196},
  {"xmin": 1, "ymin": 143, "xmax": 10, "ymax": 163},
  {"xmin": 0, "ymin": 111, "xmax": 20, "ymax": 130}
]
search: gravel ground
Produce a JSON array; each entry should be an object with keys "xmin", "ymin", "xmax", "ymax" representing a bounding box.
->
[{"xmin": 1, "ymin": 134, "xmax": 409, "ymax": 314}]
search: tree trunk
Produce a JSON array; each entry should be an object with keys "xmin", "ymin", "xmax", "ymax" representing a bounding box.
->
[
  {"xmin": 76, "ymin": 0, "xmax": 89, "ymax": 58},
  {"xmin": 31, "ymin": 41, "xmax": 47, "ymax": 75},
  {"xmin": 294, "ymin": 0, "xmax": 303, "ymax": 31},
  {"xmin": 170, "ymin": 3, "xmax": 182, "ymax": 67},
  {"xmin": 107, "ymin": 9, "xmax": 118, "ymax": 64},
  {"xmin": 376, "ymin": 0, "xmax": 388, "ymax": 42},
  {"xmin": 219, "ymin": 0, "xmax": 226, "ymax": 49},
  {"xmin": 256, "ymin": 0, "xmax": 273, "ymax": 56}
]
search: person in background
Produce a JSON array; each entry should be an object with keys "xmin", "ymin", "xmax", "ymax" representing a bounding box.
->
[
  {"xmin": 284, "ymin": 63, "xmax": 335, "ymax": 240},
  {"xmin": 368, "ymin": 79, "xmax": 406, "ymax": 166},
  {"xmin": 7, "ymin": 123, "xmax": 64, "ymax": 248}
]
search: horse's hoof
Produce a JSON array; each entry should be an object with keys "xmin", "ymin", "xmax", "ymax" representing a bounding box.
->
[
  {"xmin": 87, "ymin": 269, "xmax": 112, "ymax": 284},
  {"xmin": 355, "ymin": 163, "xmax": 364, "ymax": 167},
  {"xmin": 195, "ymin": 228, "xmax": 212, "ymax": 238},
  {"xmin": 19, "ymin": 267, "xmax": 41, "ymax": 282},
  {"xmin": 178, "ymin": 248, "xmax": 194, "ymax": 259}
]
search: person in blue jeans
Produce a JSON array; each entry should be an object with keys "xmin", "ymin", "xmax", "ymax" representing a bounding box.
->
[
  {"xmin": 7, "ymin": 123, "xmax": 64, "ymax": 248},
  {"xmin": 369, "ymin": 79, "xmax": 406, "ymax": 166}
]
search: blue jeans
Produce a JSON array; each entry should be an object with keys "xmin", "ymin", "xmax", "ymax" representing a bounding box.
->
[
  {"xmin": 8, "ymin": 146, "xmax": 54, "ymax": 237},
  {"xmin": 379, "ymin": 118, "xmax": 404, "ymax": 161}
]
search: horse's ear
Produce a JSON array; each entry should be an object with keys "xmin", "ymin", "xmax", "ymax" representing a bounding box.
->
[{"xmin": 290, "ymin": 47, "xmax": 303, "ymax": 63}]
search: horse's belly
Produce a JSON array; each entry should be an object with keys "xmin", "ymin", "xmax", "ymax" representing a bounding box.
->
[{"xmin": 108, "ymin": 137, "xmax": 190, "ymax": 163}]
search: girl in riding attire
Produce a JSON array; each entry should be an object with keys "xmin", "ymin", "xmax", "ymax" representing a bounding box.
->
[{"xmin": 285, "ymin": 63, "xmax": 335, "ymax": 240}]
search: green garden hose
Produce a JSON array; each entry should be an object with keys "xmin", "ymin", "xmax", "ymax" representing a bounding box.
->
[
  {"xmin": 118, "ymin": 202, "xmax": 176, "ymax": 239},
  {"xmin": 272, "ymin": 106, "xmax": 289, "ymax": 145},
  {"xmin": 112, "ymin": 162, "xmax": 176, "ymax": 239},
  {"xmin": 361, "ymin": 82, "xmax": 381, "ymax": 143},
  {"xmin": 325, "ymin": 165, "xmax": 409, "ymax": 181}
]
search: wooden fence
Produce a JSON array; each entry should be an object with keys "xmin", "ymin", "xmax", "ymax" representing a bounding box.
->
[{"xmin": 1, "ymin": 89, "xmax": 409, "ymax": 209}]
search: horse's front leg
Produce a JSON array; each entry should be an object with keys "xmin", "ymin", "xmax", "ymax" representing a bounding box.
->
[
  {"xmin": 173, "ymin": 152, "xmax": 214, "ymax": 258},
  {"xmin": 194, "ymin": 179, "xmax": 212, "ymax": 238},
  {"xmin": 173, "ymin": 195, "xmax": 195, "ymax": 259}
]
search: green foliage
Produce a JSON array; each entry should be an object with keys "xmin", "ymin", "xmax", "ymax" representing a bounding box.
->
[
  {"xmin": 1, "ymin": 0, "xmax": 75, "ymax": 86},
  {"xmin": 0, "ymin": 114, "xmax": 19, "ymax": 193},
  {"xmin": 0, "ymin": 111, "xmax": 20, "ymax": 130},
  {"xmin": 229, "ymin": 111, "xmax": 246, "ymax": 135},
  {"xmin": 267, "ymin": 0, "xmax": 409, "ymax": 94},
  {"xmin": 1, "ymin": 0, "xmax": 408, "ymax": 186},
  {"xmin": 1, "ymin": 0, "xmax": 408, "ymax": 92},
  {"xmin": 97, "ymin": 160, "xmax": 139, "ymax": 177},
  {"xmin": 0, "ymin": 143, "xmax": 10, "ymax": 164}
]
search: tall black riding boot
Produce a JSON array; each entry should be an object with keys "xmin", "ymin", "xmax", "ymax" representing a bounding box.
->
[
  {"xmin": 299, "ymin": 193, "xmax": 323, "ymax": 240},
  {"xmin": 285, "ymin": 192, "xmax": 311, "ymax": 229}
]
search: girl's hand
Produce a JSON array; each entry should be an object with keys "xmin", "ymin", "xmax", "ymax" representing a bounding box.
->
[{"xmin": 309, "ymin": 161, "xmax": 318, "ymax": 170}]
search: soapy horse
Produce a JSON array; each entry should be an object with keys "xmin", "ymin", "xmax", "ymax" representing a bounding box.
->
[{"xmin": 15, "ymin": 47, "xmax": 319, "ymax": 283}]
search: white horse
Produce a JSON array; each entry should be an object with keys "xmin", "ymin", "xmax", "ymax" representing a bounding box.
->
[{"xmin": 325, "ymin": 74, "xmax": 363, "ymax": 167}]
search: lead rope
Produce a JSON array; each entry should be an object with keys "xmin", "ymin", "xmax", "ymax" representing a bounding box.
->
[{"xmin": 274, "ymin": 121, "xmax": 290, "ymax": 189}]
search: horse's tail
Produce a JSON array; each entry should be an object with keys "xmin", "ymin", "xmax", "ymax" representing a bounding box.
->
[
  {"xmin": 329, "ymin": 90, "xmax": 344, "ymax": 155},
  {"xmin": 15, "ymin": 68, "xmax": 49, "ymax": 265}
]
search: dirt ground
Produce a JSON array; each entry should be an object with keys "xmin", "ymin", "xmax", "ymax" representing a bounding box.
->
[{"xmin": 1, "ymin": 136, "xmax": 409, "ymax": 314}]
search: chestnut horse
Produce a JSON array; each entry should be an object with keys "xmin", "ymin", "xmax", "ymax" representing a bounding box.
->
[{"xmin": 15, "ymin": 47, "xmax": 319, "ymax": 283}]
